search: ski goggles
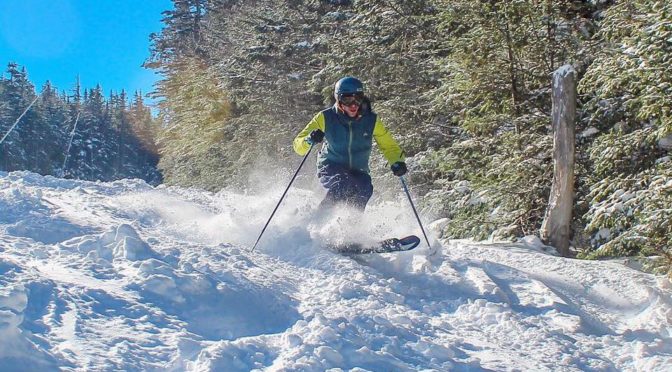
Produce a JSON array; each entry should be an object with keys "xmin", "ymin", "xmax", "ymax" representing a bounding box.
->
[{"xmin": 338, "ymin": 93, "xmax": 363, "ymax": 106}]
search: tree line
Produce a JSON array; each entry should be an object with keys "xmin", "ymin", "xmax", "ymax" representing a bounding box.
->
[{"xmin": 0, "ymin": 62, "xmax": 161, "ymax": 183}]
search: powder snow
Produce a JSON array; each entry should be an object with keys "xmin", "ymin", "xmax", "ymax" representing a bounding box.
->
[{"xmin": 0, "ymin": 171, "xmax": 670, "ymax": 371}]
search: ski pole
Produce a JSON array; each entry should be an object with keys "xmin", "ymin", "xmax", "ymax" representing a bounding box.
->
[
  {"xmin": 399, "ymin": 175, "xmax": 432, "ymax": 248},
  {"xmin": 251, "ymin": 145, "xmax": 313, "ymax": 252}
]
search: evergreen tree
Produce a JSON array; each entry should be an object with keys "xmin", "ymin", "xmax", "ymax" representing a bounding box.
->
[
  {"xmin": 129, "ymin": 91, "xmax": 160, "ymax": 163},
  {"xmin": 145, "ymin": 0, "xmax": 207, "ymax": 68},
  {"xmin": 37, "ymin": 80, "xmax": 70, "ymax": 174},
  {"xmin": 577, "ymin": 0, "xmax": 671, "ymax": 273},
  {"xmin": 0, "ymin": 63, "xmax": 40, "ymax": 171}
]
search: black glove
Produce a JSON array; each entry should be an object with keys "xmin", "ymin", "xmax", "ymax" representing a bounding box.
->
[
  {"xmin": 391, "ymin": 162, "xmax": 407, "ymax": 177},
  {"xmin": 306, "ymin": 129, "xmax": 324, "ymax": 145}
]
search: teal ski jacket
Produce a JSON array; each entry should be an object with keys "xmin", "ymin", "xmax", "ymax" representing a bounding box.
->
[{"xmin": 293, "ymin": 103, "xmax": 404, "ymax": 174}]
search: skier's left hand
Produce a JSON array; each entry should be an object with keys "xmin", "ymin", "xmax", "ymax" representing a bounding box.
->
[
  {"xmin": 306, "ymin": 129, "xmax": 324, "ymax": 145},
  {"xmin": 391, "ymin": 162, "xmax": 407, "ymax": 177}
]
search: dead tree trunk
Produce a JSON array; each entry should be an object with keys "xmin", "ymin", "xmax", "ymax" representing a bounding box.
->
[{"xmin": 541, "ymin": 65, "xmax": 576, "ymax": 257}]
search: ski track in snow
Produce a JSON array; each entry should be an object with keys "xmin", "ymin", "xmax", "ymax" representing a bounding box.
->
[{"xmin": 0, "ymin": 170, "xmax": 671, "ymax": 371}]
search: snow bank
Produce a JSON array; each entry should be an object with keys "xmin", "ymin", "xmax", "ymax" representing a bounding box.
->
[{"xmin": 0, "ymin": 171, "xmax": 671, "ymax": 371}]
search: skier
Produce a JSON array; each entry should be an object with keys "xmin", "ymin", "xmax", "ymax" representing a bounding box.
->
[{"xmin": 293, "ymin": 76, "xmax": 407, "ymax": 212}]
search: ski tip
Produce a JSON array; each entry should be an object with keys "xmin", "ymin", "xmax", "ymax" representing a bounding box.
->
[
  {"xmin": 398, "ymin": 235, "xmax": 421, "ymax": 250},
  {"xmin": 328, "ymin": 235, "xmax": 421, "ymax": 255}
]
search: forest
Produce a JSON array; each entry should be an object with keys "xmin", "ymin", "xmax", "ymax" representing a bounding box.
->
[
  {"xmin": 2, "ymin": 0, "xmax": 670, "ymax": 275},
  {"xmin": 145, "ymin": 0, "xmax": 670, "ymax": 274},
  {"xmin": 0, "ymin": 62, "xmax": 160, "ymax": 183}
]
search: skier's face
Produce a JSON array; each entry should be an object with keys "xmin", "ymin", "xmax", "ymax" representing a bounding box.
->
[
  {"xmin": 341, "ymin": 102, "xmax": 359, "ymax": 117},
  {"xmin": 338, "ymin": 93, "xmax": 362, "ymax": 118}
]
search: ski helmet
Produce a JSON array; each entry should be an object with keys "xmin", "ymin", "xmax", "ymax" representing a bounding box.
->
[{"xmin": 334, "ymin": 76, "xmax": 364, "ymax": 98}]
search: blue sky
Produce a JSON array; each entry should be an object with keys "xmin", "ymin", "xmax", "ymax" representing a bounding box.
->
[{"xmin": 0, "ymin": 0, "xmax": 172, "ymax": 103}]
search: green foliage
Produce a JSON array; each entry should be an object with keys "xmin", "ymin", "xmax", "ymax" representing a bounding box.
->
[
  {"xmin": 581, "ymin": 162, "xmax": 672, "ymax": 277},
  {"xmin": 419, "ymin": 132, "xmax": 553, "ymax": 240},
  {"xmin": 155, "ymin": 59, "xmax": 231, "ymax": 190},
  {"xmin": 579, "ymin": 0, "xmax": 672, "ymax": 137},
  {"xmin": 431, "ymin": 0, "xmax": 585, "ymax": 135},
  {"xmin": 587, "ymin": 127, "xmax": 661, "ymax": 179},
  {"xmin": 416, "ymin": 0, "xmax": 586, "ymax": 241},
  {"xmin": 577, "ymin": 0, "xmax": 671, "ymax": 272}
]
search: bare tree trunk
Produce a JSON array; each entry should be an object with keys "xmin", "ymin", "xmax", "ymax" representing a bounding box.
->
[{"xmin": 541, "ymin": 65, "xmax": 576, "ymax": 257}]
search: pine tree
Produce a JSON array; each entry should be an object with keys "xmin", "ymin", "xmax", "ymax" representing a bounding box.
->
[
  {"xmin": 412, "ymin": 0, "xmax": 590, "ymax": 239},
  {"xmin": 66, "ymin": 85, "xmax": 113, "ymax": 180},
  {"xmin": 145, "ymin": 0, "xmax": 207, "ymax": 69},
  {"xmin": 38, "ymin": 80, "xmax": 70, "ymax": 174},
  {"xmin": 0, "ymin": 63, "xmax": 40, "ymax": 171},
  {"xmin": 577, "ymin": 0, "xmax": 672, "ymax": 270}
]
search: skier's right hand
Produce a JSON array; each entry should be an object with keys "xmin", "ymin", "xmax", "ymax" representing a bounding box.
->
[
  {"xmin": 391, "ymin": 161, "xmax": 407, "ymax": 177},
  {"xmin": 306, "ymin": 129, "xmax": 324, "ymax": 145}
]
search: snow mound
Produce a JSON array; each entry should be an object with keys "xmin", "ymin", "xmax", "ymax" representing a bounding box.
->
[{"xmin": 59, "ymin": 224, "xmax": 157, "ymax": 262}]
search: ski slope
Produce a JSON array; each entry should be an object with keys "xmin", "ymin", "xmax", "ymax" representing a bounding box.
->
[{"xmin": 1, "ymin": 171, "xmax": 670, "ymax": 371}]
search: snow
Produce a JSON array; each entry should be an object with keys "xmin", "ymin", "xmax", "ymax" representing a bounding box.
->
[
  {"xmin": 1, "ymin": 171, "xmax": 671, "ymax": 371},
  {"xmin": 554, "ymin": 64, "xmax": 576, "ymax": 81},
  {"xmin": 581, "ymin": 127, "xmax": 600, "ymax": 138},
  {"xmin": 294, "ymin": 41, "xmax": 312, "ymax": 48}
]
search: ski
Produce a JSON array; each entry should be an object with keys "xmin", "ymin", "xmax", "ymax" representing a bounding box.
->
[{"xmin": 329, "ymin": 235, "xmax": 421, "ymax": 255}]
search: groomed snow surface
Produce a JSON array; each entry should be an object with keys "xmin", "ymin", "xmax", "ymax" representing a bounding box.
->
[{"xmin": 1, "ymin": 171, "xmax": 670, "ymax": 371}]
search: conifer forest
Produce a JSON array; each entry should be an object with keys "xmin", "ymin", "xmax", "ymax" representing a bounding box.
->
[{"xmin": 0, "ymin": 63, "xmax": 161, "ymax": 183}]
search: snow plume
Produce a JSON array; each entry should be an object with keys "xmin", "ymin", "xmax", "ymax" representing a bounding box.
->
[{"xmin": 1, "ymin": 170, "xmax": 671, "ymax": 371}]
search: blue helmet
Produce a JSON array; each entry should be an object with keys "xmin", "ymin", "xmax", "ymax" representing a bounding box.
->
[{"xmin": 334, "ymin": 76, "xmax": 364, "ymax": 98}]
